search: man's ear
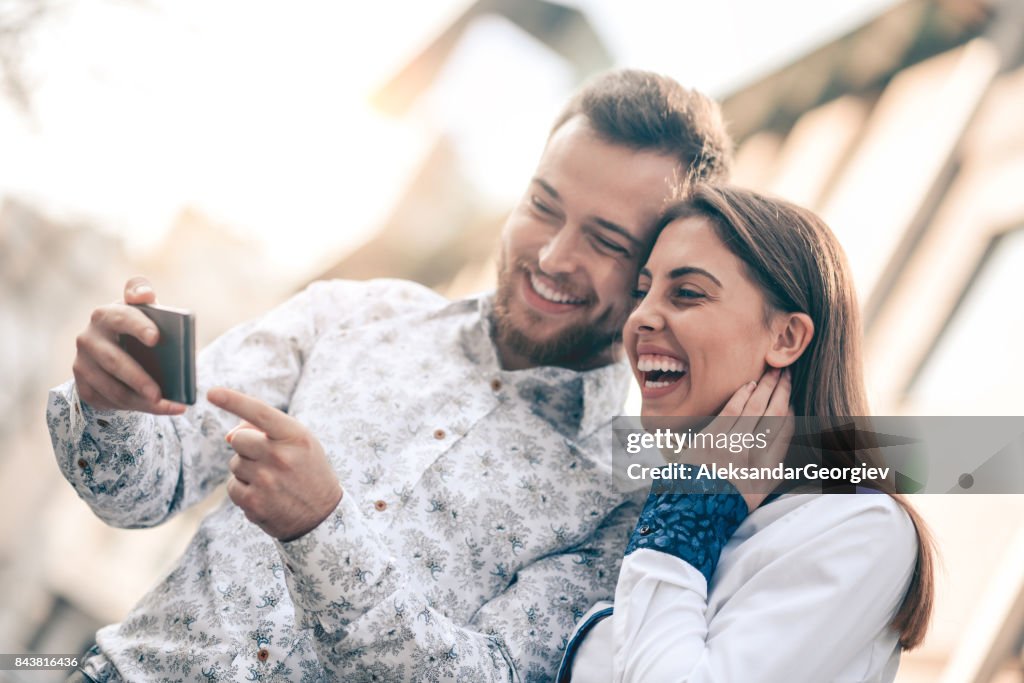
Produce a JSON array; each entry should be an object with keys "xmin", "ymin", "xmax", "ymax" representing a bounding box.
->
[{"xmin": 765, "ymin": 312, "xmax": 814, "ymax": 369}]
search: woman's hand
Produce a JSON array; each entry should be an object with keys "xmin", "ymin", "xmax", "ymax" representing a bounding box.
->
[{"xmin": 673, "ymin": 368, "xmax": 794, "ymax": 511}]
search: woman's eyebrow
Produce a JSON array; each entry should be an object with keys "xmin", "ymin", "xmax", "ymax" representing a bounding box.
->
[{"xmin": 667, "ymin": 266, "xmax": 723, "ymax": 287}]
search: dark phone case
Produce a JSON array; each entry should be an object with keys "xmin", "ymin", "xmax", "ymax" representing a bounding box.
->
[{"xmin": 118, "ymin": 304, "xmax": 196, "ymax": 405}]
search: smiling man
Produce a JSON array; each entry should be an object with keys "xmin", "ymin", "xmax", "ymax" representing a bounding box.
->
[
  {"xmin": 496, "ymin": 117, "xmax": 687, "ymax": 372},
  {"xmin": 47, "ymin": 70, "xmax": 731, "ymax": 682}
]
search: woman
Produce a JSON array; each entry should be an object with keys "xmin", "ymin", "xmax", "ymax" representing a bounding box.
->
[{"xmin": 558, "ymin": 185, "xmax": 934, "ymax": 682}]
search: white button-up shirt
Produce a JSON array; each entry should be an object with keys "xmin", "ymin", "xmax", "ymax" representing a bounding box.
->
[
  {"xmin": 560, "ymin": 489, "xmax": 918, "ymax": 682},
  {"xmin": 46, "ymin": 279, "xmax": 637, "ymax": 682}
]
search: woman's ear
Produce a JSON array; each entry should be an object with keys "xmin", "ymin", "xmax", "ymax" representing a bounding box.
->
[{"xmin": 765, "ymin": 312, "xmax": 814, "ymax": 369}]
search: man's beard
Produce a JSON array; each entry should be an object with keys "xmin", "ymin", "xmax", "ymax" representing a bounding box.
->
[{"xmin": 492, "ymin": 256, "xmax": 622, "ymax": 369}]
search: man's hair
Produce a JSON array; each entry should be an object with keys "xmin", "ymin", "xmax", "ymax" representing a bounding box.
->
[{"xmin": 551, "ymin": 69, "xmax": 733, "ymax": 185}]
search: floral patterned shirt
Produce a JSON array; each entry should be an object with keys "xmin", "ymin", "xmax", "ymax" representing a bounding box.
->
[{"xmin": 46, "ymin": 278, "xmax": 638, "ymax": 682}]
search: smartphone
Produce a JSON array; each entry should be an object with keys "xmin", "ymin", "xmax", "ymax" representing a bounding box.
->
[{"xmin": 118, "ymin": 303, "xmax": 196, "ymax": 405}]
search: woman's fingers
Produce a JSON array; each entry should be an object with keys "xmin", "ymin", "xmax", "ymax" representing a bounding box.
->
[
  {"xmin": 753, "ymin": 369, "xmax": 793, "ymax": 448},
  {"xmin": 704, "ymin": 379, "xmax": 757, "ymax": 435},
  {"xmin": 763, "ymin": 368, "xmax": 792, "ymax": 417},
  {"xmin": 745, "ymin": 368, "xmax": 781, "ymax": 416},
  {"xmin": 734, "ymin": 368, "xmax": 781, "ymax": 436}
]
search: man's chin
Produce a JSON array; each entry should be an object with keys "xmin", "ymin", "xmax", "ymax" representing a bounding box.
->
[
  {"xmin": 493, "ymin": 267, "xmax": 620, "ymax": 368},
  {"xmin": 494, "ymin": 308, "xmax": 618, "ymax": 369}
]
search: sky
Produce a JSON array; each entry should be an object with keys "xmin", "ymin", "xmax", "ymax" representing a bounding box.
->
[{"xmin": 0, "ymin": 0, "xmax": 897, "ymax": 280}]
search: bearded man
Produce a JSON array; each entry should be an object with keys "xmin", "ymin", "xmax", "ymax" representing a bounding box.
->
[{"xmin": 48, "ymin": 69, "xmax": 731, "ymax": 682}]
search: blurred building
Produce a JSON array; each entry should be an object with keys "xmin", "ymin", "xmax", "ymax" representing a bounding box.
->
[
  {"xmin": 719, "ymin": 1, "xmax": 1024, "ymax": 680},
  {"xmin": 316, "ymin": 0, "xmax": 1024, "ymax": 681},
  {"xmin": 0, "ymin": 203, "xmax": 292, "ymax": 683},
  {"xmin": 3, "ymin": 1, "xmax": 1024, "ymax": 681}
]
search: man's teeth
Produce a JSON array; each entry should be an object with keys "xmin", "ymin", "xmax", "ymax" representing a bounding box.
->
[
  {"xmin": 530, "ymin": 273, "xmax": 585, "ymax": 304},
  {"xmin": 637, "ymin": 355, "xmax": 686, "ymax": 373}
]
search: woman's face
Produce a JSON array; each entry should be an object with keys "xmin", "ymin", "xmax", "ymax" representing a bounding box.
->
[{"xmin": 625, "ymin": 215, "xmax": 777, "ymax": 420}]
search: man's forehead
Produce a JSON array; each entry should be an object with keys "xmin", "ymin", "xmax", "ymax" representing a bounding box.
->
[{"xmin": 534, "ymin": 124, "xmax": 679, "ymax": 237}]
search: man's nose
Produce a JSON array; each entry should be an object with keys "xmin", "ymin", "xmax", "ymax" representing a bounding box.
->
[{"xmin": 537, "ymin": 227, "xmax": 581, "ymax": 276}]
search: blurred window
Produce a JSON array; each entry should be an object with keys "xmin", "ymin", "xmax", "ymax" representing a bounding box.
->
[{"xmin": 908, "ymin": 227, "xmax": 1024, "ymax": 414}]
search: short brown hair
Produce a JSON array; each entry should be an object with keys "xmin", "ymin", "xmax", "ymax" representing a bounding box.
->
[{"xmin": 552, "ymin": 69, "xmax": 733, "ymax": 185}]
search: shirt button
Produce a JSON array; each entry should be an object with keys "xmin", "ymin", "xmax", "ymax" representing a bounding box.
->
[
  {"xmin": 433, "ymin": 428, "xmax": 446, "ymax": 440},
  {"xmin": 257, "ymin": 647, "xmax": 269, "ymax": 662},
  {"xmin": 638, "ymin": 524, "xmax": 652, "ymax": 536},
  {"xmin": 490, "ymin": 378, "xmax": 502, "ymax": 392},
  {"xmin": 77, "ymin": 458, "xmax": 89, "ymax": 469},
  {"xmin": 374, "ymin": 500, "xmax": 388, "ymax": 512},
  {"xmin": 96, "ymin": 419, "xmax": 110, "ymax": 428}
]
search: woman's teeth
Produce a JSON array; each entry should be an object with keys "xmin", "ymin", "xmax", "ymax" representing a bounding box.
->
[
  {"xmin": 637, "ymin": 354, "xmax": 687, "ymax": 388},
  {"xmin": 637, "ymin": 355, "xmax": 686, "ymax": 373}
]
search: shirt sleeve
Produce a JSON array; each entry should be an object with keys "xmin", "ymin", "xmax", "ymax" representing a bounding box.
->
[
  {"xmin": 592, "ymin": 492, "xmax": 917, "ymax": 683},
  {"xmin": 43, "ymin": 280, "xmax": 376, "ymax": 528},
  {"xmin": 275, "ymin": 493, "xmax": 642, "ymax": 682}
]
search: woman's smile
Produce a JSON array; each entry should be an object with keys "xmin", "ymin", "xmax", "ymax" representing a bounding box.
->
[
  {"xmin": 634, "ymin": 343, "xmax": 689, "ymax": 399},
  {"xmin": 626, "ymin": 215, "xmax": 775, "ymax": 419}
]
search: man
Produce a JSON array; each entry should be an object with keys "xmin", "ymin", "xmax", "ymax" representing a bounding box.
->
[{"xmin": 47, "ymin": 69, "xmax": 731, "ymax": 681}]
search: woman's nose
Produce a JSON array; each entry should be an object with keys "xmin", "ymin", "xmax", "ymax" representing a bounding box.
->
[{"xmin": 628, "ymin": 293, "xmax": 664, "ymax": 333}]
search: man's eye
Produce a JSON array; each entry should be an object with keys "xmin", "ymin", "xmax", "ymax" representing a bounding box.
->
[
  {"xmin": 530, "ymin": 196, "xmax": 554, "ymax": 215},
  {"xmin": 592, "ymin": 235, "xmax": 629, "ymax": 257}
]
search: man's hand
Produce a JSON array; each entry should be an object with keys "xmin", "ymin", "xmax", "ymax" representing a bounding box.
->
[
  {"xmin": 72, "ymin": 276, "xmax": 188, "ymax": 415},
  {"xmin": 208, "ymin": 386, "xmax": 343, "ymax": 542}
]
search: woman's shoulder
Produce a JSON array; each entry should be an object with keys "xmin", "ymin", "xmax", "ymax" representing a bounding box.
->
[
  {"xmin": 740, "ymin": 491, "xmax": 918, "ymax": 564},
  {"xmin": 713, "ymin": 491, "xmax": 919, "ymax": 610}
]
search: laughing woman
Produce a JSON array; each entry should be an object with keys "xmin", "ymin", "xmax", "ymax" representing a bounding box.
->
[{"xmin": 558, "ymin": 185, "xmax": 934, "ymax": 682}]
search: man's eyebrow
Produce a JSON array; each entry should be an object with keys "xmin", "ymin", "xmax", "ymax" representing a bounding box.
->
[
  {"xmin": 668, "ymin": 266, "xmax": 723, "ymax": 288},
  {"xmin": 533, "ymin": 178, "xmax": 560, "ymax": 200},
  {"xmin": 592, "ymin": 218, "xmax": 643, "ymax": 249},
  {"xmin": 532, "ymin": 177, "xmax": 642, "ymax": 249}
]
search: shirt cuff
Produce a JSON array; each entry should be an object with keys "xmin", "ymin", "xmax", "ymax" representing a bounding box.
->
[
  {"xmin": 276, "ymin": 491, "xmax": 399, "ymax": 628},
  {"xmin": 625, "ymin": 476, "xmax": 749, "ymax": 584},
  {"xmin": 47, "ymin": 380, "xmax": 146, "ymax": 476}
]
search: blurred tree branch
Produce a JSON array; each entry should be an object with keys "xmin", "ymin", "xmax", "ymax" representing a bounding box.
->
[
  {"xmin": 0, "ymin": 0, "xmax": 56, "ymax": 117},
  {"xmin": 0, "ymin": 0, "xmax": 151, "ymax": 119}
]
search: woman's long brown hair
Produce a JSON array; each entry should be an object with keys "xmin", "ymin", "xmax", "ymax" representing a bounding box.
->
[{"xmin": 659, "ymin": 184, "xmax": 934, "ymax": 649}]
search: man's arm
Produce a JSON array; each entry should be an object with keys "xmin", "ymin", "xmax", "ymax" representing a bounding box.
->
[
  {"xmin": 276, "ymin": 497, "xmax": 640, "ymax": 682},
  {"xmin": 201, "ymin": 381, "xmax": 639, "ymax": 681},
  {"xmin": 45, "ymin": 279, "xmax": 339, "ymax": 528}
]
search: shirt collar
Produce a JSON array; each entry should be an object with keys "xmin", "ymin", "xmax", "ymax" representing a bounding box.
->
[{"xmin": 453, "ymin": 292, "xmax": 631, "ymax": 440}]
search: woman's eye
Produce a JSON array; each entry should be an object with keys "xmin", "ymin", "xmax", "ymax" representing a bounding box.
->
[
  {"xmin": 676, "ymin": 288, "xmax": 705, "ymax": 300},
  {"xmin": 631, "ymin": 288, "xmax": 648, "ymax": 300}
]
